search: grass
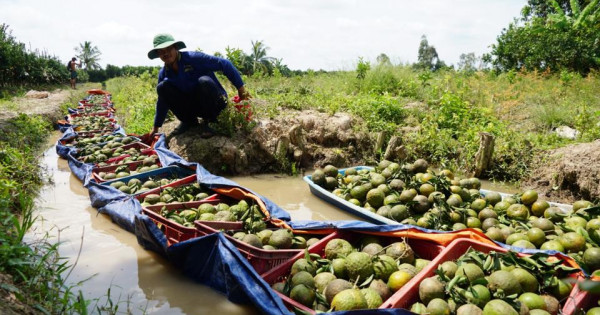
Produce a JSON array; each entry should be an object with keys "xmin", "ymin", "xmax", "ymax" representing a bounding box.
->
[{"xmin": 105, "ymin": 65, "xmax": 600, "ymax": 182}]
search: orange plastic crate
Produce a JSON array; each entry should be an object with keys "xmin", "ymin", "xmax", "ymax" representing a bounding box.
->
[
  {"xmin": 143, "ymin": 200, "xmax": 222, "ymax": 246},
  {"xmin": 381, "ymin": 238, "xmax": 585, "ymax": 314},
  {"xmin": 260, "ymin": 229, "xmax": 446, "ymax": 314}
]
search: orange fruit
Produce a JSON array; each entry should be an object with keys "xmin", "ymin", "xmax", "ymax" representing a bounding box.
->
[{"xmin": 387, "ymin": 270, "xmax": 412, "ymax": 292}]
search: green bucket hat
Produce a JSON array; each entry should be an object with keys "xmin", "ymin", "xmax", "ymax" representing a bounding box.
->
[{"xmin": 148, "ymin": 33, "xmax": 186, "ymax": 59}]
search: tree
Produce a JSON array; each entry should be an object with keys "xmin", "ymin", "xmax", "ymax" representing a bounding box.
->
[
  {"xmin": 457, "ymin": 52, "xmax": 479, "ymax": 73},
  {"xmin": 250, "ymin": 40, "xmax": 274, "ymax": 75},
  {"xmin": 75, "ymin": 41, "xmax": 101, "ymax": 70},
  {"xmin": 415, "ymin": 35, "xmax": 446, "ymax": 71},
  {"xmin": 490, "ymin": 0, "xmax": 599, "ymax": 74},
  {"xmin": 376, "ymin": 53, "xmax": 391, "ymax": 66}
]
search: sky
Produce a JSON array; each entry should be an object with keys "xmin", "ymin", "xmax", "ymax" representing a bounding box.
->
[{"xmin": 1, "ymin": 0, "xmax": 527, "ymax": 71}]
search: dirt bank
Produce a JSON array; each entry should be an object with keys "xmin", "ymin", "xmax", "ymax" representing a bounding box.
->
[
  {"xmin": 161, "ymin": 109, "xmax": 383, "ymax": 175},
  {"xmin": 522, "ymin": 140, "xmax": 600, "ymax": 203}
]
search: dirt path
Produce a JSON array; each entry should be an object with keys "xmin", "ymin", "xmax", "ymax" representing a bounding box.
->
[{"xmin": 0, "ymin": 88, "xmax": 76, "ymax": 124}]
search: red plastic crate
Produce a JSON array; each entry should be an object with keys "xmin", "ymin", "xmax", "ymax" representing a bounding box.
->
[
  {"xmin": 260, "ymin": 229, "xmax": 446, "ymax": 314},
  {"xmin": 134, "ymin": 175, "xmax": 217, "ymax": 203},
  {"xmin": 67, "ymin": 111, "xmax": 113, "ymax": 122},
  {"xmin": 76, "ymin": 127, "xmax": 119, "ymax": 138},
  {"xmin": 195, "ymin": 221, "xmax": 331, "ymax": 276},
  {"xmin": 382, "ymin": 238, "xmax": 585, "ymax": 314},
  {"xmin": 78, "ymin": 142, "xmax": 150, "ymax": 162},
  {"xmin": 562, "ymin": 282, "xmax": 600, "ymax": 314},
  {"xmin": 142, "ymin": 200, "xmax": 222, "ymax": 246},
  {"xmin": 91, "ymin": 159, "xmax": 162, "ymax": 183},
  {"xmin": 103, "ymin": 148, "xmax": 156, "ymax": 166}
]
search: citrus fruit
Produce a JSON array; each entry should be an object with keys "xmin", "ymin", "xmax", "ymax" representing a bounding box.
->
[
  {"xmin": 550, "ymin": 278, "xmax": 572, "ymax": 300},
  {"xmin": 360, "ymin": 288, "xmax": 383, "ymax": 309},
  {"xmin": 390, "ymin": 204, "xmax": 410, "ymax": 222},
  {"xmin": 484, "ymin": 192, "xmax": 502, "ymax": 206},
  {"xmin": 456, "ymin": 304, "xmax": 482, "ymax": 315},
  {"xmin": 290, "ymin": 258, "xmax": 316, "ymax": 276},
  {"xmin": 559, "ymin": 232, "xmax": 586, "ymax": 253},
  {"xmin": 369, "ymin": 279, "xmax": 392, "ymax": 301},
  {"xmin": 464, "ymin": 284, "xmax": 491, "ymax": 308},
  {"xmin": 373, "ymin": 254, "xmax": 398, "ymax": 281},
  {"xmin": 324, "ymin": 279, "xmax": 353, "ymax": 304},
  {"xmin": 361, "ymin": 242, "xmax": 383, "ymax": 256},
  {"xmin": 440, "ymin": 261, "xmax": 458, "ymax": 278},
  {"xmin": 466, "ymin": 217, "xmax": 482, "ymax": 229},
  {"xmin": 314, "ymin": 272, "xmax": 336, "ymax": 293},
  {"xmin": 411, "ymin": 302, "xmax": 428, "ymax": 314},
  {"xmin": 520, "ymin": 190, "xmax": 538, "ymax": 205},
  {"xmin": 325, "ymin": 238, "xmax": 353, "ymax": 259},
  {"xmin": 330, "ymin": 288, "xmax": 367, "ymax": 311},
  {"xmin": 583, "ymin": 247, "xmax": 600, "ymax": 271},
  {"xmin": 420, "ymin": 183, "xmax": 435, "ymax": 196},
  {"xmin": 507, "ymin": 204, "xmax": 529, "ymax": 220},
  {"xmin": 291, "ymin": 271, "xmax": 315, "ymax": 289},
  {"xmin": 366, "ymin": 188, "xmax": 385, "ymax": 208},
  {"xmin": 518, "ymin": 292, "xmax": 545, "ymax": 310},
  {"xmin": 419, "ymin": 276, "xmax": 445, "ymax": 304},
  {"xmin": 311, "ymin": 169, "xmax": 326, "ymax": 186},
  {"xmin": 412, "ymin": 195, "xmax": 431, "ymax": 213},
  {"xmin": 426, "ymin": 298, "xmax": 451, "ymax": 315},
  {"xmin": 506, "ymin": 233, "xmax": 528, "ymax": 245},
  {"xmin": 471, "ymin": 198, "xmax": 487, "ymax": 211},
  {"xmin": 385, "ymin": 241, "xmax": 415, "ymax": 264},
  {"xmin": 511, "ymin": 268, "xmax": 539, "ymax": 293},
  {"xmin": 323, "ymin": 164, "xmax": 339, "ymax": 177},
  {"xmin": 527, "ymin": 227, "xmax": 546, "ymax": 247},
  {"xmin": 540, "ymin": 240, "xmax": 565, "ymax": 252},
  {"xmin": 587, "ymin": 307, "xmax": 600, "ymax": 315},
  {"xmin": 487, "ymin": 270, "xmax": 522, "ymax": 295},
  {"xmin": 512, "ymin": 239, "xmax": 536, "ymax": 249},
  {"xmin": 456, "ymin": 263, "xmax": 485, "ymax": 282},
  {"xmin": 573, "ymin": 200, "xmax": 593, "ymax": 211},
  {"xmin": 345, "ymin": 252, "xmax": 374, "ymax": 282},
  {"xmin": 531, "ymin": 200, "xmax": 550, "ymax": 217},
  {"xmin": 289, "ymin": 284, "xmax": 315, "ymax": 307},
  {"xmin": 482, "ymin": 299, "xmax": 519, "ymax": 315},
  {"xmin": 269, "ymin": 229, "xmax": 293, "ymax": 249},
  {"xmin": 387, "ymin": 270, "xmax": 412, "ymax": 292}
]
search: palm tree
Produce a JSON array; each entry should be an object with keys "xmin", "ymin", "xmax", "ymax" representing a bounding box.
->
[
  {"xmin": 75, "ymin": 41, "xmax": 101, "ymax": 70},
  {"xmin": 250, "ymin": 40, "xmax": 274, "ymax": 74}
]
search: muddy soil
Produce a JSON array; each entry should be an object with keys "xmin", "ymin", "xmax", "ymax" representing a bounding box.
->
[
  {"xmin": 523, "ymin": 139, "xmax": 600, "ymax": 203},
  {"xmin": 162, "ymin": 109, "xmax": 380, "ymax": 175}
]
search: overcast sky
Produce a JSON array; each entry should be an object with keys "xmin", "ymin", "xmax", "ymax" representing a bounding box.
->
[{"xmin": 1, "ymin": 0, "xmax": 526, "ymax": 70}]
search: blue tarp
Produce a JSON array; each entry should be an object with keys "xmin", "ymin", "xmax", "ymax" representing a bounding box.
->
[
  {"xmin": 167, "ymin": 232, "xmax": 291, "ymax": 314},
  {"xmin": 153, "ymin": 135, "xmax": 291, "ymax": 221}
]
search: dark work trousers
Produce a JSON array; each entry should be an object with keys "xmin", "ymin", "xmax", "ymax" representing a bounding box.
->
[{"xmin": 156, "ymin": 76, "xmax": 227, "ymax": 124}]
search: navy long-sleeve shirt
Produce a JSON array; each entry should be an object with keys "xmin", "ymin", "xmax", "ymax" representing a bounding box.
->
[{"xmin": 154, "ymin": 51, "xmax": 244, "ymax": 128}]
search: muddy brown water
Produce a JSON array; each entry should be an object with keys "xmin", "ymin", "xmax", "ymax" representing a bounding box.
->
[{"xmin": 26, "ymin": 133, "xmax": 521, "ymax": 314}]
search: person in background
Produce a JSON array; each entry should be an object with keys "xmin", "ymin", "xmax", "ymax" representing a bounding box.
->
[
  {"xmin": 68, "ymin": 57, "xmax": 81, "ymax": 89},
  {"xmin": 147, "ymin": 33, "xmax": 251, "ymax": 137}
]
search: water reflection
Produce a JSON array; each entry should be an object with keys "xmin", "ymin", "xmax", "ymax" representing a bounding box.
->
[{"xmin": 229, "ymin": 174, "xmax": 361, "ymax": 222}]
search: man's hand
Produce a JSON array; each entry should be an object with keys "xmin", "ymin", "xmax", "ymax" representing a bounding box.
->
[{"xmin": 238, "ymin": 86, "xmax": 251, "ymax": 100}]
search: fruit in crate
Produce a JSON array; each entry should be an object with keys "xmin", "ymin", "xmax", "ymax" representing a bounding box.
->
[{"xmin": 271, "ymin": 235, "xmax": 429, "ymax": 311}]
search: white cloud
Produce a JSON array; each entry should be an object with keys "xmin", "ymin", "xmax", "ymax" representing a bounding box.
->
[{"xmin": 0, "ymin": 0, "xmax": 527, "ymax": 70}]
